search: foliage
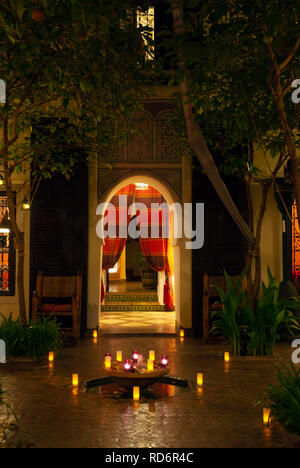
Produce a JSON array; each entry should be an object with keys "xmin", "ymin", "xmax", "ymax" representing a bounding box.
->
[
  {"xmin": 211, "ymin": 269, "xmax": 251, "ymax": 356},
  {"xmin": 211, "ymin": 268, "xmax": 300, "ymax": 356},
  {"xmin": 164, "ymin": 0, "xmax": 299, "ymax": 166},
  {"xmin": 247, "ymin": 269, "xmax": 300, "ymax": 356},
  {"xmin": 0, "ymin": 314, "xmax": 62, "ymax": 358},
  {"xmin": 0, "ymin": 0, "xmax": 153, "ymax": 322},
  {"xmin": 266, "ymin": 363, "xmax": 300, "ymax": 436}
]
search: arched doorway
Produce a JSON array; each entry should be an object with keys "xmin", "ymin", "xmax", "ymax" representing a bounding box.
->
[{"xmin": 97, "ymin": 174, "xmax": 181, "ymax": 334}]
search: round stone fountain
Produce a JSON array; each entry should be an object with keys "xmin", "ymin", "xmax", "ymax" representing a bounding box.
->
[{"xmin": 103, "ymin": 364, "xmax": 170, "ymax": 390}]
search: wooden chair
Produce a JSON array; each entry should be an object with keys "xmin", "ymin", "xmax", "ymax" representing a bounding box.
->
[
  {"xmin": 203, "ymin": 272, "xmax": 247, "ymax": 342},
  {"xmin": 32, "ymin": 271, "xmax": 83, "ymax": 342}
]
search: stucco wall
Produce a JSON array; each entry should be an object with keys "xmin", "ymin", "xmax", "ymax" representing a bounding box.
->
[{"xmin": 250, "ymin": 183, "xmax": 283, "ymax": 287}]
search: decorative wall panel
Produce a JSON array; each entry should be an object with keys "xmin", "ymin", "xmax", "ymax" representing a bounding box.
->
[
  {"xmin": 157, "ymin": 111, "xmax": 182, "ymax": 162},
  {"xmin": 127, "ymin": 112, "xmax": 154, "ymax": 162}
]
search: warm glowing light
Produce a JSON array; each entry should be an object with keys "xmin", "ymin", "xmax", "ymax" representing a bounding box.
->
[
  {"xmin": 104, "ymin": 356, "xmax": 112, "ymax": 369},
  {"xmin": 93, "ymin": 330, "xmax": 98, "ymax": 339},
  {"xmin": 135, "ymin": 183, "xmax": 149, "ymax": 190},
  {"xmin": 72, "ymin": 374, "xmax": 79, "ymax": 388},
  {"xmin": 22, "ymin": 199, "xmax": 30, "ymax": 210},
  {"xmin": 133, "ymin": 386, "xmax": 140, "ymax": 401},
  {"xmin": 224, "ymin": 352, "xmax": 230, "ymax": 363},
  {"xmin": 180, "ymin": 329, "xmax": 184, "ymax": 338},
  {"xmin": 124, "ymin": 360, "xmax": 132, "ymax": 372},
  {"xmin": 263, "ymin": 408, "xmax": 271, "ymax": 426},
  {"xmin": 160, "ymin": 355, "xmax": 168, "ymax": 368},
  {"xmin": 149, "ymin": 350, "xmax": 155, "ymax": 361},
  {"xmin": 132, "ymin": 350, "xmax": 139, "ymax": 361},
  {"xmin": 197, "ymin": 373, "xmax": 203, "ymax": 387},
  {"xmin": 48, "ymin": 352, "xmax": 54, "ymax": 363},
  {"xmin": 0, "ymin": 176, "xmax": 4, "ymax": 186},
  {"xmin": 116, "ymin": 351, "xmax": 123, "ymax": 362},
  {"xmin": 147, "ymin": 359, "xmax": 154, "ymax": 371},
  {"xmin": 109, "ymin": 264, "xmax": 118, "ymax": 274}
]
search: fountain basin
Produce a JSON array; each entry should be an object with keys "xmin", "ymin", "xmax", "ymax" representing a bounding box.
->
[{"xmin": 103, "ymin": 367, "xmax": 170, "ymax": 390}]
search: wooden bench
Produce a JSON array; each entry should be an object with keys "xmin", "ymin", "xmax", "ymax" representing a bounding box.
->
[
  {"xmin": 203, "ymin": 272, "xmax": 247, "ymax": 342},
  {"xmin": 32, "ymin": 271, "xmax": 82, "ymax": 342}
]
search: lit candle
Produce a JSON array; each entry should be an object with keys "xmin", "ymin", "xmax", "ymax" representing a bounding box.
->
[
  {"xmin": 149, "ymin": 350, "xmax": 155, "ymax": 361},
  {"xmin": 124, "ymin": 360, "xmax": 132, "ymax": 372},
  {"xmin": 160, "ymin": 355, "xmax": 168, "ymax": 368},
  {"xmin": 263, "ymin": 408, "xmax": 271, "ymax": 426},
  {"xmin": 72, "ymin": 374, "xmax": 79, "ymax": 388},
  {"xmin": 224, "ymin": 352, "xmax": 230, "ymax": 363},
  {"xmin": 133, "ymin": 386, "xmax": 140, "ymax": 401},
  {"xmin": 104, "ymin": 356, "xmax": 112, "ymax": 369},
  {"xmin": 116, "ymin": 351, "xmax": 123, "ymax": 362},
  {"xmin": 48, "ymin": 352, "xmax": 54, "ymax": 363},
  {"xmin": 132, "ymin": 350, "xmax": 139, "ymax": 361},
  {"xmin": 93, "ymin": 330, "xmax": 98, "ymax": 339},
  {"xmin": 147, "ymin": 359, "xmax": 154, "ymax": 371},
  {"xmin": 180, "ymin": 329, "xmax": 184, "ymax": 338},
  {"xmin": 197, "ymin": 373, "xmax": 203, "ymax": 387}
]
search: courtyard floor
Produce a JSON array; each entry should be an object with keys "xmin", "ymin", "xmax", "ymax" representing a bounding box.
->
[{"xmin": 0, "ymin": 336, "xmax": 297, "ymax": 448}]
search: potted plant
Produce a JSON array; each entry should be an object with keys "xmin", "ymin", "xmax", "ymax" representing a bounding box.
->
[{"xmin": 133, "ymin": 252, "xmax": 157, "ymax": 289}]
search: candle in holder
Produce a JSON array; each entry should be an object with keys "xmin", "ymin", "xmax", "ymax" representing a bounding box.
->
[
  {"xmin": 180, "ymin": 329, "xmax": 185, "ymax": 338},
  {"xmin": 124, "ymin": 360, "xmax": 132, "ymax": 372},
  {"xmin": 48, "ymin": 352, "xmax": 54, "ymax": 363},
  {"xmin": 72, "ymin": 374, "xmax": 79, "ymax": 388},
  {"xmin": 116, "ymin": 351, "xmax": 123, "ymax": 362},
  {"xmin": 132, "ymin": 350, "xmax": 139, "ymax": 362},
  {"xmin": 93, "ymin": 330, "xmax": 98, "ymax": 339},
  {"xmin": 133, "ymin": 386, "xmax": 140, "ymax": 401},
  {"xmin": 263, "ymin": 408, "xmax": 271, "ymax": 426},
  {"xmin": 160, "ymin": 355, "xmax": 168, "ymax": 368},
  {"xmin": 105, "ymin": 355, "xmax": 112, "ymax": 369},
  {"xmin": 149, "ymin": 350, "xmax": 155, "ymax": 361},
  {"xmin": 147, "ymin": 359, "xmax": 154, "ymax": 371},
  {"xmin": 224, "ymin": 352, "xmax": 230, "ymax": 363},
  {"xmin": 197, "ymin": 373, "xmax": 203, "ymax": 387}
]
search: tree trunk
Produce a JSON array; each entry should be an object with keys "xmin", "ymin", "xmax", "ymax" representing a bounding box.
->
[
  {"xmin": 2, "ymin": 118, "xmax": 27, "ymax": 325},
  {"xmin": 171, "ymin": 2, "xmax": 255, "ymax": 247},
  {"xmin": 268, "ymin": 45, "xmax": 300, "ymax": 223},
  {"xmin": 249, "ymin": 181, "xmax": 271, "ymax": 306}
]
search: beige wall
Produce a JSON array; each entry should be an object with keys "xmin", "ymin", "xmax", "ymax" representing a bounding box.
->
[{"xmin": 250, "ymin": 183, "xmax": 283, "ymax": 287}]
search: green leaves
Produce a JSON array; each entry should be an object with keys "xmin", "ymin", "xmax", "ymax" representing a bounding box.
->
[
  {"xmin": 266, "ymin": 363, "xmax": 300, "ymax": 436},
  {"xmin": 0, "ymin": 314, "xmax": 62, "ymax": 358},
  {"xmin": 211, "ymin": 267, "xmax": 300, "ymax": 356}
]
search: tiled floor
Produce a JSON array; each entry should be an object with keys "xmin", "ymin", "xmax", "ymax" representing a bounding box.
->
[
  {"xmin": 101, "ymin": 280, "xmax": 176, "ymax": 334},
  {"xmin": 0, "ymin": 337, "xmax": 297, "ymax": 448},
  {"xmin": 100, "ymin": 311, "xmax": 176, "ymax": 334}
]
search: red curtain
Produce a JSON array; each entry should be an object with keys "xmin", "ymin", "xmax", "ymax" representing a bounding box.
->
[
  {"xmin": 135, "ymin": 186, "xmax": 174, "ymax": 310},
  {"xmin": 101, "ymin": 183, "xmax": 174, "ymax": 311},
  {"xmin": 102, "ymin": 184, "xmax": 134, "ymax": 270}
]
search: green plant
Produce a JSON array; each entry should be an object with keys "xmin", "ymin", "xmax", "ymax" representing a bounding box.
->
[
  {"xmin": 266, "ymin": 363, "xmax": 300, "ymax": 436},
  {"xmin": 248, "ymin": 269, "xmax": 300, "ymax": 356},
  {"xmin": 133, "ymin": 251, "xmax": 148, "ymax": 268},
  {"xmin": 211, "ymin": 268, "xmax": 300, "ymax": 356},
  {"xmin": 211, "ymin": 269, "xmax": 251, "ymax": 356},
  {"xmin": 0, "ymin": 315, "xmax": 62, "ymax": 359}
]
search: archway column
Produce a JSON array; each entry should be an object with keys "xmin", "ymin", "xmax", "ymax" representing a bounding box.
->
[{"xmin": 180, "ymin": 154, "xmax": 193, "ymax": 331}]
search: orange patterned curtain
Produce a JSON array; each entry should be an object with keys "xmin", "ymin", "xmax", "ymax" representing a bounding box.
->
[{"xmin": 102, "ymin": 185, "xmax": 134, "ymax": 270}]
